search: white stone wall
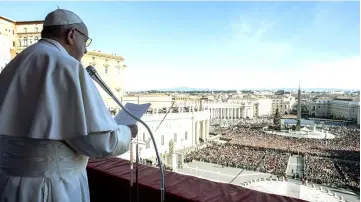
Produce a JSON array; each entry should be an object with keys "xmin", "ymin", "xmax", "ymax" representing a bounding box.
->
[
  {"xmin": 269, "ymin": 95, "xmax": 296, "ymax": 115},
  {"xmin": 308, "ymin": 101, "xmax": 330, "ymax": 117},
  {"xmin": 0, "ymin": 35, "xmax": 11, "ymax": 73},
  {"xmin": 121, "ymin": 96, "xmax": 173, "ymax": 109},
  {"xmin": 119, "ymin": 110, "xmax": 210, "ymax": 160},
  {"xmin": 257, "ymin": 99, "xmax": 273, "ymax": 116},
  {"xmin": 308, "ymin": 100, "xmax": 360, "ymax": 121},
  {"xmin": 329, "ymin": 100, "xmax": 359, "ymax": 121}
]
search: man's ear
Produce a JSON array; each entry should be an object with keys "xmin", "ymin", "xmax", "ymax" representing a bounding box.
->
[{"xmin": 66, "ymin": 28, "xmax": 76, "ymax": 45}]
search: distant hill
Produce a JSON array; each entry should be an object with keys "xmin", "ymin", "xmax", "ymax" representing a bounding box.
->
[
  {"xmin": 151, "ymin": 87, "xmax": 358, "ymax": 92},
  {"xmin": 128, "ymin": 87, "xmax": 359, "ymax": 93},
  {"xmin": 151, "ymin": 87, "xmax": 221, "ymax": 92}
]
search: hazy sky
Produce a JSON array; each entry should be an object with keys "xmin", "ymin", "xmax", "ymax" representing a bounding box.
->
[{"xmin": 0, "ymin": 1, "xmax": 359, "ymax": 90}]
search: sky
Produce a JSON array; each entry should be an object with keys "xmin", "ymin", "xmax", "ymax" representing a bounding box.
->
[{"xmin": 0, "ymin": 1, "xmax": 360, "ymax": 91}]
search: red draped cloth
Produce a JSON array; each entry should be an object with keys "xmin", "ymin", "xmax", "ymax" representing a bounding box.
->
[{"xmin": 86, "ymin": 158, "xmax": 306, "ymax": 202}]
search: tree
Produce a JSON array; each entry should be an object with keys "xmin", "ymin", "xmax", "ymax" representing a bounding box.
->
[{"xmin": 273, "ymin": 108, "xmax": 282, "ymax": 131}]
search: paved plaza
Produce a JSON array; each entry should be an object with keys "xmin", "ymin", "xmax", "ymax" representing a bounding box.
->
[
  {"xmin": 178, "ymin": 160, "xmax": 277, "ymax": 185},
  {"xmin": 264, "ymin": 130, "xmax": 336, "ymax": 139},
  {"xmin": 177, "ymin": 161, "xmax": 360, "ymax": 202},
  {"xmin": 286, "ymin": 155, "xmax": 304, "ymax": 177},
  {"xmin": 247, "ymin": 181, "xmax": 340, "ymax": 202}
]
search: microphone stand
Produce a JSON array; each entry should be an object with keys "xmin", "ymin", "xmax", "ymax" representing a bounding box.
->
[
  {"xmin": 135, "ymin": 135, "xmax": 139, "ymax": 202},
  {"xmin": 155, "ymin": 102, "xmax": 176, "ymax": 133},
  {"xmin": 130, "ymin": 142, "xmax": 134, "ymax": 202},
  {"xmin": 139, "ymin": 102, "xmax": 175, "ymax": 201},
  {"xmin": 143, "ymin": 102, "xmax": 176, "ymax": 156},
  {"xmin": 86, "ymin": 66, "xmax": 165, "ymax": 202}
]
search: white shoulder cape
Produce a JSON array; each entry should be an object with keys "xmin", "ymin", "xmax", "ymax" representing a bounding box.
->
[{"xmin": 0, "ymin": 38, "xmax": 118, "ymax": 140}]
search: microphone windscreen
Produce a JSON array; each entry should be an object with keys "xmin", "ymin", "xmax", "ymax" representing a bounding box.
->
[
  {"xmin": 86, "ymin": 66, "xmax": 97, "ymax": 77},
  {"xmin": 86, "ymin": 66, "xmax": 114, "ymax": 97}
]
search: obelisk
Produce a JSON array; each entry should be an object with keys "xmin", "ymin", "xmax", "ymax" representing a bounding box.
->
[{"xmin": 296, "ymin": 82, "xmax": 301, "ymax": 131}]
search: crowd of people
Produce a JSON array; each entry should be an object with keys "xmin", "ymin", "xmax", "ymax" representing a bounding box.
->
[
  {"xmin": 185, "ymin": 117, "xmax": 360, "ymax": 190},
  {"xmin": 304, "ymin": 155, "xmax": 360, "ymax": 190},
  {"xmin": 210, "ymin": 117, "xmax": 272, "ymax": 129},
  {"xmin": 185, "ymin": 142, "xmax": 290, "ymax": 176},
  {"xmin": 216, "ymin": 122, "xmax": 359, "ymax": 161},
  {"xmin": 336, "ymin": 161, "xmax": 360, "ymax": 189}
]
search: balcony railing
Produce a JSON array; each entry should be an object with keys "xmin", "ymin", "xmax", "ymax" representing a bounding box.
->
[{"xmin": 86, "ymin": 157, "xmax": 307, "ymax": 202}]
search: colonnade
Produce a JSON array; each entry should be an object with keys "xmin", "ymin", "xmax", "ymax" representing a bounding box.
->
[
  {"xmin": 209, "ymin": 107, "xmax": 253, "ymax": 119},
  {"xmin": 192, "ymin": 120, "xmax": 209, "ymax": 145},
  {"xmin": 150, "ymin": 106, "xmax": 200, "ymax": 114}
]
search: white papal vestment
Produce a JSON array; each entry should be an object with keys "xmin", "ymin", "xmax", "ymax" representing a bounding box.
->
[{"xmin": 0, "ymin": 38, "xmax": 131, "ymax": 202}]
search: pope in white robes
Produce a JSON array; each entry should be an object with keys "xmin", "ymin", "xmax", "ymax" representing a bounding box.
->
[{"xmin": 0, "ymin": 9, "xmax": 137, "ymax": 202}]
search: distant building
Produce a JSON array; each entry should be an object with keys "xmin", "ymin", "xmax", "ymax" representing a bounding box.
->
[
  {"xmin": 216, "ymin": 94, "xmax": 297, "ymax": 117},
  {"xmin": 81, "ymin": 51, "xmax": 127, "ymax": 107},
  {"xmin": 226, "ymin": 97, "xmax": 257, "ymax": 118},
  {"xmin": 0, "ymin": 35, "xmax": 11, "ymax": 73},
  {"xmin": 255, "ymin": 98, "xmax": 273, "ymax": 116},
  {"xmin": 254, "ymin": 91, "xmax": 274, "ymax": 96},
  {"xmin": 207, "ymin": 103, "xmax": 254, "ymax": 119},
  {"xmin": 172, "ymin": 94, "xmax": 202, "ymax": 105},
  {"xmin": 121, "ymin": 95, "xmax": 173, "ymax": 109},
  {"xmin": 329, "ymin": 90, "xmax": 344, "ymax": 95},
  {"xmin": 271, "ymin": 95, "xmax": 296, "ymax": 115},
  {"xmin": 308, "ymin": 99, "xmax": 360, "ymax": 122}
]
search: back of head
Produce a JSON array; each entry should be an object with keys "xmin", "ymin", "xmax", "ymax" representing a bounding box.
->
[
  {"xmin": 41, "ymin": 9, "xmax": 85, "ymax": 39},
  {"xmin": 43, "ymin": 9, "xmax": 83, "ymax": 27},
  {"xmin": 41, "ymin": 9, "xmax": 89, "ymax": 61}
]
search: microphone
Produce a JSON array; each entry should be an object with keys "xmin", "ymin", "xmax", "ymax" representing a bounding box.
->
[
  {"xmin": 86, "ymin": 66, "xmax": 165, "ymax": 202},
  {"xmin": 86, "ymin": 65, "xmax": 113, "ymax": 96}
]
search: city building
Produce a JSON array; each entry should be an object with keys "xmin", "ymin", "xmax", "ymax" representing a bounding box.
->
[
  {"xmin": 308, "ymin": 99, "xmax": 360, "ymax": 122},
  {"xmin": 328, "ymin": 90, "xmax": 344, "ymax": 95},
  {"xmin": 223, "ymin": 94, "xmax": 295, "ymax": 116},
  {"xmin": 0, "ymin": 35, "xmax": 11, "ymax": 73},
  {"xmin": 220, "ymin": 95, "xmax": 275, "ymax": 117},
  {"xmin": 254, "ymin": 91, "xmax": 274, "ymax": 96},
  {"xmin": 120, "ymin": 94, "xmax": 173, "ymax": 109},
  {"xmin": 207, "ymin": 103, "xmax": 254, "ymax": 119},
  {"xmin": 271, "ymin": 95, "xmax": 296, "ymax": 115},
  {"xmin": 0, "ymin": 16, "xmax": 43, "ymax": 58},
  {"xmin": 0, "ymin": 16, "xmax": 127, "ymax": 108},
  {"xmin": 225, "ymin": 94, "xmax": 296, "ymax": 116},
  {"xmin": 172, "ymin": 94, "xmax": 202, "ymax": 105},
  {"xmin": 81, "ymin": 51, "xmax": 127, "ymax": 108},
  {"xmin": 256, "ymin": 98, "xmax": 273, "ymax": 117}
]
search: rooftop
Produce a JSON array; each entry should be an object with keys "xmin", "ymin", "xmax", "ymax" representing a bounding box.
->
[
  {"xmin": 0, "ymin": 16, "xmax": 43, "ymax": 24},
  {"xmin": 86, "ymin": 50, "xmax": 124, "ymax": 61}
]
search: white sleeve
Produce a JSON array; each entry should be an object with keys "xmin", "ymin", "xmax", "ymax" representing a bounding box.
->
[{"xmin": 65, "ymin": 125, "xmax": 132, "ymax": 158}]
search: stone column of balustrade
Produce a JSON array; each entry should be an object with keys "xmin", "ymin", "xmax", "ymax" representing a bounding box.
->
[
  {"xmin": 192, "ymin": 120, "xmax": 196, "ymax": 146},
  {"xmin": 195, "ymin": 121, "xmax": 200, "ymax": 145}
]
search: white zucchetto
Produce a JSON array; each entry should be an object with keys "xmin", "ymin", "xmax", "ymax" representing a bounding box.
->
[{"xmin": 43, "ymin": 9, "xmax": 84, "ymax": 27}]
